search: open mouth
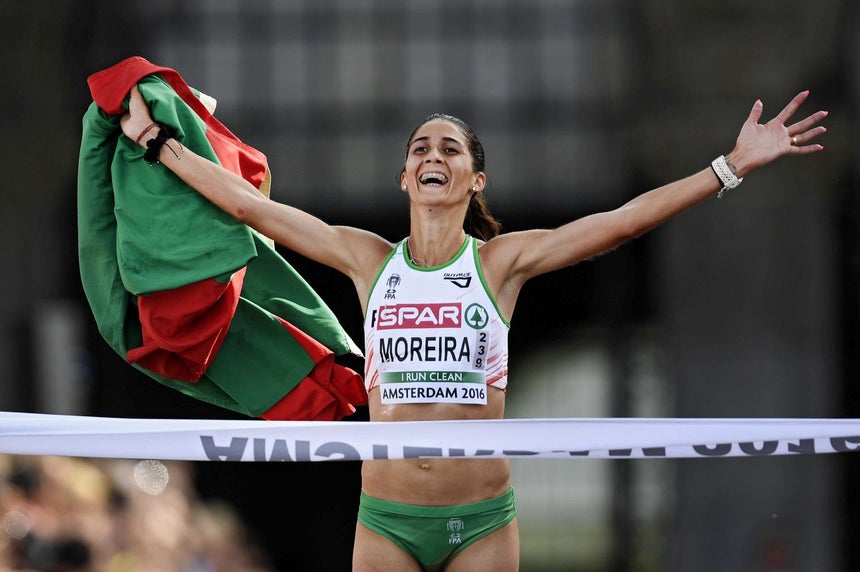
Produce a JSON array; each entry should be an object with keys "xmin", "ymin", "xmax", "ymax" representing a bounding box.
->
[{"xmin": 419, "ymin": 172, "xmax": 449, "ymax": 186}]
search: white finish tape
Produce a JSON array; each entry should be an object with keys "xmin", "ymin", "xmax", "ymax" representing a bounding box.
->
[{"xmin": 1, "ymin": 411, "xmax": 858, "ymax": 461}]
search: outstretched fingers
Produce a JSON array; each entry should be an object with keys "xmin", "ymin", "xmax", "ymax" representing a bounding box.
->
[
  {"xmin": 745, "ymin": 98, "xmax": 764, "ymax": 125},
  {"xmin": 773, "ymin": 90, "xmax": 810, "ymax": 125},
  {"xmin": 788, "ymin": 109, "xmax": 828, "ymax": 134},
  {"xmin": 788, "ymin": 129, "xmax": 826, "ymax": 153},
  {"xmin": 787, "ymin": 110, "xmax": 828, "ymax": 151},
  {"xmin": 768, "ymin": 90, "xmax": 828, "ymax": 154}
]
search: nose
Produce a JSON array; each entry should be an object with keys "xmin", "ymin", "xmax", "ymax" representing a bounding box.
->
[{"xmin": 425, "ymin": 148, "xmax": 443, "ymax": 163}]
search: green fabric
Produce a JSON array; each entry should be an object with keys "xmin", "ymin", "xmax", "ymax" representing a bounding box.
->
[
  {"xmin": 77, "ymin": 75, "xmax": 356, "ymax": 417},
  {"xmin": 357, "ymin": 489, "xmax": 517, "ymax": 571}
]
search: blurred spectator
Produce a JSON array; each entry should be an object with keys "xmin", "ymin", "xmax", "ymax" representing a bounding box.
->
[{"xmin": 0, "ymin": 455, "xmax": 271, "ymax": 571}]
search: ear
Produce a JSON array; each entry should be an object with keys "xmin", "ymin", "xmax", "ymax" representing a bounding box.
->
[
  {"xmin": 471, "ymin": 172, "xmax": 487, "ymax": 193},
  {"xmin": 399, "ymin": 172, "xmax": 408, "ymax": 192}
]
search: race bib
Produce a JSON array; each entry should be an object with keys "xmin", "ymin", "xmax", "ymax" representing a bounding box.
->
[{"xmin": 379, "ymin": 370, "xmax": 487, "ymax": 404}]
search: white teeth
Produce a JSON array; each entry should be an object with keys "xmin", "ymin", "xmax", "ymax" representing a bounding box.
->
[{"xmin": 419, "ymin": 172, "xmax": 448, "ymax": 185}]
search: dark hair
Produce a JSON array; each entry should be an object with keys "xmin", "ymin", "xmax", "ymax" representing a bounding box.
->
[{"xmin": 401, "ymin": 113, "xmax": 502, "ymax": 240}]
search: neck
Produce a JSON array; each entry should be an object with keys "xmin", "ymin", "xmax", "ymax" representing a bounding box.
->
[
  {"xmin": 406, "ymin": 200, "xmax": 470, "ymax": 266},
  {"xmin": 407, "ymin": 231, "xmax": 466, "ymax": 267}
]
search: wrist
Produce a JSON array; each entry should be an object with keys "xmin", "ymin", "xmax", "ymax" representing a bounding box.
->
[
  {"xmin": 724, "ymin": 150, "xmax": 753, "ymax": 179},
  {"xmin": 134, "ymin": 122, "xmax": 160, "ymax": 147},
  {"xmin": 710, "ymin": 155, "xmax": 743, "ymax": 199},
  {"xmin": 142, "ymin": 123, "xmax": 182, "ymax": 163}
]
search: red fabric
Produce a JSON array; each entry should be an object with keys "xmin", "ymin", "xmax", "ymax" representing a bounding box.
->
[
  {"xmin": 88, "ymin": 56, "xmax": 265, "ymax": 384},
  {"xmin": 262, "ymin": 317, "xmax": 366, "ymax": 421},
  {"xmin": 91, "ymin": 56, "xmax": 366, "ymax": 420},
  {"xmin": 126, "ymin": 269, "xmax": 246, "ymax": 382},
  {"xmin": 87, "ymin": 55, "xmax": 268, "ymax": 190}
]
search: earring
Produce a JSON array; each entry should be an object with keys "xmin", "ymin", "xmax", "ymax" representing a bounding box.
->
[
  {"xmin": 471, "ymin": 186, "xmax": 478, "ymax": 191},
  {"xmin": 402, "ymin": 184, "xmax": 407, "ymax": 190}
]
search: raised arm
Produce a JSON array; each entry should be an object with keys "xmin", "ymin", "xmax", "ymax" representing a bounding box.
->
[
  {"xmin": 485, "ymin": 90, "xmax": 827, "ymax": 294},
  {"xmin": 119, "ymin": 86, "xmax": 391, "ymax": 290}
]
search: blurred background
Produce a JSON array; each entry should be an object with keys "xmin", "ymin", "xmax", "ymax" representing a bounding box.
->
[{"xmin": 0, "ymin": 0, "xmax": 857, "ymax": 570}]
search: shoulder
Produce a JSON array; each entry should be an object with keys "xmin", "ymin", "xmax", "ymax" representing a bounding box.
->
[
  {"xmin": 477, "ymin": 229, "xmax": 550, "ymax": 275},
  {"xmin": 335, "ymin": 227, "xmax": 398, "ymax": 301},
  {"xmin": 335, "ymin": 226, "xmax": 397, "ymax": 259}
]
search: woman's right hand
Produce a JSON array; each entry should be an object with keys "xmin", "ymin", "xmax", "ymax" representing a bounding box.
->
[{"xmin": 120, "ymin": 86, "xmax": 157, "ymax": 147}]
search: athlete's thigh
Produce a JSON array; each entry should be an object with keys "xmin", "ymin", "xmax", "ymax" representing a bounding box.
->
[
  {"xmin": 353, "ymin": 522, "xmax": 423, "ymax": 572},
  {"xmin": 445, "ymin": 517, "xmax": 520, "ymax": 571}
]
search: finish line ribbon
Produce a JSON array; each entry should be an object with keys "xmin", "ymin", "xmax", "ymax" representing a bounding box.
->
[{"xmin": 1, "ymin": 411, "xmax": 859, "ymax": 461}]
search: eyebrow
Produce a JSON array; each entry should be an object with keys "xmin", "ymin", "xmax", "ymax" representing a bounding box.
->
[{"xmin": 411, "ymin": 136, "xmax": 464, "ymax": 147}]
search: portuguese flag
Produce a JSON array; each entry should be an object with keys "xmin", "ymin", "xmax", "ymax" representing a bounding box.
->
[{"xmin": 77, "ymin": 56, "xmax": 366, "ymax": 420}]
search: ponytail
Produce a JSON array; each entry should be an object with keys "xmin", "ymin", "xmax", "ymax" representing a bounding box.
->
[{"xmin": 466, "ymin": 192, "xmax": 502, "ymax": 240}]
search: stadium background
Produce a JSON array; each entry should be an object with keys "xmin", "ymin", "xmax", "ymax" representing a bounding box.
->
[{"xmin": 0, "ymin": 1, "xmax": 856, "ymax": 570}]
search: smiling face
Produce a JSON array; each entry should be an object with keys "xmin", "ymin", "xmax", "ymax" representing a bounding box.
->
[{"xmin": 400, "ymin": 118, "xmax": 485, "ymax": 206}]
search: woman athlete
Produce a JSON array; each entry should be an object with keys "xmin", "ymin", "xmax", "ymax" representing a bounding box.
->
[{"xmin": 121, "ymin": 86, "xmax": 826, "ymax": 571}]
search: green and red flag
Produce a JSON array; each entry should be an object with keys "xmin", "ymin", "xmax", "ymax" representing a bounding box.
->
[{"xmin": 78, "ymin": 56, "xmax": 366, "ymax": 420}]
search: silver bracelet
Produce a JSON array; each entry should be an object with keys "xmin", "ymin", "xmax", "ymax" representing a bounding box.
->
[{"xmin": 710, "ymin": 155, "xmax": 743, "ymax": 199}]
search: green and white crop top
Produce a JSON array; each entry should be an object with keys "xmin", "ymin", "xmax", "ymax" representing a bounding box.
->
[{"xmin": 363, "ymin": 236, "xmax": 510, "ymax": 405}]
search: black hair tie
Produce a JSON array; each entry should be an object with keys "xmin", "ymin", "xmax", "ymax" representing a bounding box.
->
[{"xmin": 143, "ymin": 123, "xmax": 178, "ymax": 163}]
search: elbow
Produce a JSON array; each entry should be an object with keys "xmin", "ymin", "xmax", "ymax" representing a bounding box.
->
[
  {"xmin": 231, "ymin": 201, "xmax": 248, "ymax": 223},
  {"xmin": 232, "ymin": 196, "xmax": 257, "ymax": 225},
  {"xmin": 628, "ymin": 226, "xmax": 648, "ymax": 241},
  {"xmin": 619, "ymin": 218, "xmax": 645, "ymax": 243},
  {"xmin": 616, "ymin": 208, "xmax": 656, "ymax": 242},
  {"xmin": 234, "ymin": 208, "xmax": 260, "ymax": 228},
  {"xmin": 234, "ymin": 207, "xmax": 248, "ymax": 223}
]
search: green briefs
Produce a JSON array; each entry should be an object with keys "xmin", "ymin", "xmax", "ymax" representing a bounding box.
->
[{"xmin": 357, "ymin": 488, "xmax": 516, "ymax": 571}]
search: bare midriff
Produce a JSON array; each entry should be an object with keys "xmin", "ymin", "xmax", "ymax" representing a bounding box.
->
[{"xmin": 360, "ymin": 386, "xmax": 511, "ymax": 506}]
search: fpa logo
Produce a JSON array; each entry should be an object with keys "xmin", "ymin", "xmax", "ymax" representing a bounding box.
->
[
  {"xmin": 384, "ymin": 274, "xmax": 401, "ymax": 300},
  {"xmin": 447, "ymin": 517, "xmax": 464, "ymax": 545}
]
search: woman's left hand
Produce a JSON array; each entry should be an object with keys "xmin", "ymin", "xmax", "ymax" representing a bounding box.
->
[{"xmin": 728, "ymin": 90, "xmax": 827, "ymax": 178}]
